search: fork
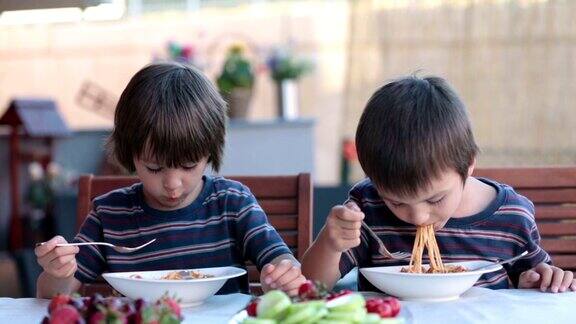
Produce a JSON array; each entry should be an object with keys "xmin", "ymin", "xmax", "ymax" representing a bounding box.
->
[
  {"xmin": 37, "ymin": 239, "xmax": 156, "ymax": 253},
  {"xmin": 469, "ymin": 251, "xmax": 529, "ymax": 272},
  {"xmin": 361, "ymin": 222, "xmax": 411, "ymax": 260}
]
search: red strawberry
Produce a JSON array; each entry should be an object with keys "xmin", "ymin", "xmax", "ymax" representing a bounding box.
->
[
  {"xmin": 366, "ymin": 297, "xmax": 401, "ymax": 318},
  {"xmin": 298, "ymin": 280, "xmax": 318, "ymax": 300},
  {"xmin": 162, "ymin": 297, "xmax": 181, "ymax": 318},
  {"xmin": 49, "ymin": 294, "xmax": 71, "ymax": 314},
  {"xmin": 88, "ymin": 311, "xmax": 106, "ymax": 324},
  {"xmin": 327, "ymin": 289, "xmax": 353, "ymax": 300},
  {"xmin": 49, "ymin": 304, "xmax": 80, "ymax": 324},
  {"xmin": 245, "ymin": 300, "xmax": 258, "ymax": 317},
  {"xmin": 384, "ymin": 297, "xmax": 401, "ymax": 317},
  {"xmin": 366, "ymin": 298, "xmax": 383, "ymax": 313}
]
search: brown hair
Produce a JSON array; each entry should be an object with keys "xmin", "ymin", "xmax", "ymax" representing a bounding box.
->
[
  {"xmin": 355, "ymin": 75, "xmax": 479, "ymax": 197},
  {"xmin": 107, "ymin": 62, "xmax": 227, "ymax": 172}
]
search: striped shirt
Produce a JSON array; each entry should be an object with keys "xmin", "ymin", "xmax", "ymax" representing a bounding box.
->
[
  {"xmin": 340, "ymin": 177, "xmax": 551, "ymax": 291},
  {"xmin": 73, "ymin": 175, "xmax": 292, "ymax": 294}
]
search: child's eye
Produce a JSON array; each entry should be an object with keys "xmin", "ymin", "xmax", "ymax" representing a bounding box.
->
[
  {"xmin": 428, "ymin": 197, "xmax": 445, "ymax": 205},
  {"xmin": 389, "ymin": 202, "xmax": 404, "ymax": 208},
  {"xmin": 146, "ymin": 166, "xmax": 162, "ymax": 173},
  {"xmin": 181, "ymin": 164, "xmax": 197, "ymax": 171}
]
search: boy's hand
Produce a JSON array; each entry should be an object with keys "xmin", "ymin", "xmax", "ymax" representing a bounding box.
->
[
  {"xmin": 518, "ymin": 263, "xmax": 576, "ymax": 293},
  {"xmin": 320, "ymin": 202, "xmax": 365, "ymax": 253},
  {"xmin": 261, "ymin": 259, "xmax": 306, "ymax": 296},
  {"xmin": 35, "ymin": 236, "xmax": 79, "ymax": 279}
]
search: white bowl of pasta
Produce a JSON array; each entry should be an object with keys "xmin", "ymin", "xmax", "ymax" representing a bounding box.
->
[
  {"xmin": 102, "ymin": 266, "xmax": 246, "ymax": 307},
  {"xmin": 360, "ymin": 260, "xmax": 503, "ymax": 302}
]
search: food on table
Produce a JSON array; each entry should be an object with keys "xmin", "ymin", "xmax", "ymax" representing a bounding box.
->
[
  {"xmin": 41, "ymin": 293, "xmax": 183, "ymax": 324},
  {"xmin": 401, "ymin": 224, "xmax": 468, "ymax": 274},
  {"xmin": 127, "ymin": 270, "xmax": 214, "ymax": 280},
  {"xmin": 242, "ymin": 280, "xmax": 403, "ymax": 323},
  {"xmin": 161, "ymin": 270, "xmax": 214, "ymax": 280}
]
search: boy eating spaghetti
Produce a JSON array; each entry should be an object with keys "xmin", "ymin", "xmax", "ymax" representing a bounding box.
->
[{"xmin": 302, "ymin": 75, "xmax": 575, "ymax": 293}]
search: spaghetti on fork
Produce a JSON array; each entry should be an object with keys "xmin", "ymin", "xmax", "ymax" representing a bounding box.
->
[{"xmin": 401, "ymin": 225, "xmax": 467, "ymax": 273}]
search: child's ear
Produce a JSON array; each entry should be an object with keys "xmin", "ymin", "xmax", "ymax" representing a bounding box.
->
[{"xmin": 467, "ymin": 157, "xmax": 477, "ymax": 177}]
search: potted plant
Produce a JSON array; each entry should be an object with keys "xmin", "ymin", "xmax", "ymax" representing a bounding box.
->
[
  {"xmin": 216, "ymin": 44, "xmax": 255, "ymax": 119},
  {"xmin": 267, "ymin": 48, "xmax": 312, "ymax": 120}
]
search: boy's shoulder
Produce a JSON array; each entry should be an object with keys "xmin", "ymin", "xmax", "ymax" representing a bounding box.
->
[
  {"xmin": 481, "ymin": 177, "xmax": 534, "ymax": 212},
  {"xmin": 209, "ymin": 175, "xmax": 251, "ymax": 193},
  {"xmin": 92, "ymin": 183, "xmax": 142, "ymax": 209},
  {"xmin": 478, "ymin": 177, "xmax": 536, "ymax": 226},
  {"xmin": 203, "ymin": 175, "xmax": 255, "ymax": 201}
]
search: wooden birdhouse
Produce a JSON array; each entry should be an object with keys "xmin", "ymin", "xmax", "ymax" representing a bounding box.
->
[{"xmin": 0, "ymin": 98, "xmax": 71, "ymax": 250}]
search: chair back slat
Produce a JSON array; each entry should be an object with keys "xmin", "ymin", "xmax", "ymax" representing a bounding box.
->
[{"xmin": 474, "ymin": 167, "xmax": 576, "ymax": 272}]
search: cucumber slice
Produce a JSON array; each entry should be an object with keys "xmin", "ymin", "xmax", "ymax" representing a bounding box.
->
[
  {"xmin": 241, "ymin": 317, "xmax": 276, "ymax": 324},
  {"xmin": 326, "ymin": 294, "xmax": 366, "ymax": 313},
  {"xmin": 300, "ymin": 307, "xmax": 329, "ymax": 324},
  {"xmin": 325, "ymin": 308, "xmax": 367, "ymax": 322},
  {"xmin": 361, "ymin": 313, "xmax": 383, "ymax": 323},
  {"xmin": 256, "ymin": 290, "xmax": 291, "ymax": 320},
  {"xmin": 283, "ymin": 300, "xmax": 327, "ymax": 324}
]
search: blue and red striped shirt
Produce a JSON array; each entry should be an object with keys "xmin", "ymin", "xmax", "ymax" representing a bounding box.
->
[
  {"xmin": 73, "ymin": 175, "xmax": 292, "ymax": 294},
  {"xmin": 340, "ymin": 177, "xmax": 551, "ymax": 290}
]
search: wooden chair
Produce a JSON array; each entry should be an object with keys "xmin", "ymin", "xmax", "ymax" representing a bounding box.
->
[
  {"xmin": 76, "ymin": 173, "xmax": 312, "ymax": 295},
  {"xmin": 474, "ymin": 167, "xmax": 576, "ymax": 272}
]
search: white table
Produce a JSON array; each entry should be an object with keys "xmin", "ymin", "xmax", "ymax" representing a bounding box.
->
[{"xmin": 0, "ymin": 288, "xmax": 574, "ymax": 324}]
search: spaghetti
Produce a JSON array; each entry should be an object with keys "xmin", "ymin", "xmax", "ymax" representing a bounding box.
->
[
  {"xmin": 161, "ymin": 270, "xmax": 214, "ymax": 280},
  {"xmin": 401, "ymin": 225, "xmax": 467, "ymax": 273}
]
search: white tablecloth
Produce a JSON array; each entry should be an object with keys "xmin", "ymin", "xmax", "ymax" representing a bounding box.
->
[
  {"xmin": 400, "ymin": 287, "xmax": 576, "ymax": 324},
  {"xmin": 0, "ymin": 288, "xmax": 574, "ymax": 324}
]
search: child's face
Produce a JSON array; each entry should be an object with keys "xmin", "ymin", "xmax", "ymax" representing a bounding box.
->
[
  {"xmin": 133, "ymin": 156, "xmax": 209, "ymax": 211},
  {"xmin": 376, "ymin": 169, "xmax": 469, "ymax": 229}
]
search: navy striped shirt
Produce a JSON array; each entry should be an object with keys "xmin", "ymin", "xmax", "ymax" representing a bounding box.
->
[
  {"xmin": 340, "ymin": 178, "xmax": 551, "ymax": 291},
  {"xmin": 73, "ymin": 175, "xmax": 292, "ymax": 294}
]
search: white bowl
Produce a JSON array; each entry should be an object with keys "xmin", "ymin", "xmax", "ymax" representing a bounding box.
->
[
  {"xmin": 360, "ymin": 261, "xmax": 502, "ymax": 302},
  {"xmin": 102, "ymin": 266, "xmax": 246, "ymax": 307}
]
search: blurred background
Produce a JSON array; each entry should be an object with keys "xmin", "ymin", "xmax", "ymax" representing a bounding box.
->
[{"xmin": 1, "ymin": 0, "xmax": 575, "ymax": 297}]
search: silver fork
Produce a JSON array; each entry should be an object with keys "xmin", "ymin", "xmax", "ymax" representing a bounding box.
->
[
  {"xmin": 469, "ymin": 251, "xmax": 529, "ymax": 271},
  {"xmin": 361, "ymin": 222, "xmax": 411, "ymax": 260},
  {"xmin": 37, "ymin": 239, "xmax": 156, "ymax": 253}
]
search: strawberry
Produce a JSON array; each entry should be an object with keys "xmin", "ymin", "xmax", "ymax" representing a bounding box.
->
[
  {"xmin": 298, "ymin": 280, "xmax": 318, "ymax": 300},
  {"xmin": 49, "ymin": 304, "xmax": 80, "ymax": 324},
  {"xmin": 384, "ymin": 297, "xmax": 401, "ymax": 317},
  {"xmin": 49, "ymin": 294, "xmax": 71, "ymax": 314},
  {"xmin": 366, "ymin": 297, "xmax": 401, "ymax": 318},
  {"xmin": 245, "ymin": 300, "xmax": 258, "ymax": 317},
  {"xmin": 327, "ymin": 289, "xmax": 353, "ymax": 300},
  {"xmin": 161, "ymin": 297, "xmax": 181, "ymax": 318},
  {"xmin": 88, "ymin": 311, "xmax": 106, "ymax": 324}
]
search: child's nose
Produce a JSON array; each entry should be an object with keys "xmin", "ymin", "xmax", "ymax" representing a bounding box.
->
[
  {"xmin": 163, "ymin": 173, "xmax": 182, "ymax": 191},
  {"xmin": 410, "ymin": 211, "xmax": 430, "ymax": 226}
]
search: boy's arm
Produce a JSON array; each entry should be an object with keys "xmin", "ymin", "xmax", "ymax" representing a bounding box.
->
[
  {"xmin": 37, "ymin": 272, "xmax": 82, "ymax": 298},
  {"xmin": 301, "ymin": 230, "xmax": 342, "ymax": 289},
  {"xmin": 506, "ymin": 223, "xmax": 551, "ymax": 287},
  {"xmin": 302, "ymin": 202, "xmax": 366, "ymax": 290},
  {"xmin": 34, "ymin": 235, "xmax": 83, "ymax": 298},
  {"xmin": 36, "ymin": 207, "xmax": 107, "ymax": 298}
]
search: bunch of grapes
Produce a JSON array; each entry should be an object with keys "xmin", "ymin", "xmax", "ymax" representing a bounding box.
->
[{"xmin": 41, "ymin": 293, "xmax": 182, "ymax": 324}]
